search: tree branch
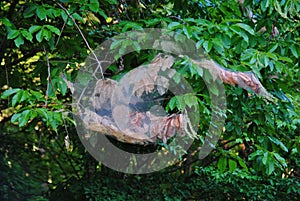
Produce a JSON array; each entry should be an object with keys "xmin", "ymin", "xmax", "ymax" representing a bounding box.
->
[{"xmin": 56, "ymin": 2, "xmax": 104, "ymax": 79}]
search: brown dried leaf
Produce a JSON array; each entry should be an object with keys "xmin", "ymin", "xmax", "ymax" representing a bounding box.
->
[
  {"xmin": 193, "ymin": 59, "xmax": 276, "ymax": 102},
  {"xmin": 133, "ymin": 54, "xmax": 175, "ymax": 97},
  {"xmin": 90, "ymin": 78, "xmax": 117, "ymax": 112}
]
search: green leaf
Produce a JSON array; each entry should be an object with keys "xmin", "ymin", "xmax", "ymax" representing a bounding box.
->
[
  {"xmin": 173, "ymin": 72, "xmax": 181, "ymax": 84},
  {"xmin": 273, "ymin": 152, "xmax": 287, "ymax": 168},
  {"xmin": 18, "ymin": 110, "xmax": 37, "ymax": 127},
  {"xmin": 72, "ymin": 13, "xmax": 84, "ymax": 22},
  {"xmin": 132, "ymin": 41, "xmax": 141, "ymax": 53},
  {"xmin": 122, "ymin": 22, "xmax": 143, "ymax": 31},
  {"xmin": 1, "ymin": 88, "xmax": 21, "ymax": 99},
  {"xmin": 29, "ymin": 25, "xmax": 41, "ymax": 33},
  {"xmin": 1, "ymin": 18, "xmax": 12, "ymax": 27},
  {"xmin": 266, "ymin": 157, "xmax": 275, "ymax": 175},
  {"xmin": 228, "ymin": 159, "xmax": 237, "ymax": 171},
  {"xmin": 7, "ymin": 29, "xmax": 19, "ymax": 39},
  {"xmin": 175, "ymin": 95, "xmax": 186, "ymax": 110},
  {"xmin": 98, "ymin": 9, "xmax": 108, "ymax": 19},
  {"xmin": 220, "ymin": 34, "xmax": 231, "ymax": 48},
  {"xmin": 89, "ymin": 0, "xmax": 100, "ymax": 12},
  {"xmin": 183, "ymin": 94, "xmax": 198, "ymax": 108},
  {"xmin": 167, "ymin": 22, "xmax": 181, "ymax": 29},
  {"xmin": 278, "ymin": 56, "xmax": 292, "ymax": 63},
  {"xmin": 266, "ymin": 52, "xmax": 278, "ymax": 60},
  {"xmin": 11, "ymin": 113, "xmax": 21, "ymax": 123},
  {"xmin": 196, "ymin": 39, "xmax": 205, "ymax": 49},
  {"xmin": 230, "ymin": 26, "xmax": 241, "ymax": 35},
  {"xmin": 262, "ymin": 152, "xmax": 269, "ymax": 165},
  {"xmin": 23, "ymin": 5, "xmax": 37, "ymax": 18},
  {"xmin": 235, "ymin": 23, "xmax": 255, "ymax": 35},
  {"xmin": 230, "ymin": 26, "xmax": 249, "ymax": 42},
  {"xmin": 36, "ymin": 6, "xmax": 48, "ymax": 20},
  {"xmin": 239, "ymin": 30, "xmax": 249, "ymax": 43},
  {"xmin": 268, "ymin": 136, "xmax": 288, "ymax": 152},
  {"xmin": 261, "ymin": 0, "xmax": 270, "ymax": 12},
  {"xmin": 217, "ymin": 156, "xmax": 227, "ymax": 173},
  {"xmin": 20, "ymin": 29, "xmax": 33, "ymax": 42},
  {"xmin": 107, "ymin": 0, "xmax": 117, "ymax": 4},
  {"xmin": 61, "ymin": 11, "xmax": 68, "ymax": 22},
  {"xmin": 237, "ymin": 157, "xmax": 248, "ymax": 171},
  {"xmin": 36, "ymin": 29, "xmax": 43, "ymax": 42},
  {"xmin": 197, "ymin": 66, "xmax": 203, "ymax": 77},
  {"xmin": 274, "ymin": 0, "xmax": 287, "ymax": 19},
  {"xmin": 241, "ymin": 49, "xmax": 256, "ymax": 61},
  {"xmin": 143, "ymin": 18, "xmax": 161, "ymax": 26},
  {"xmin": 45, "ymin": 25, "xmax": 60, "ymax": 35},
  {"xmin": 110, "ymin": 39, "xmax": 123, "ymax": 50},
  {"xmin": 49, "ymin": 8, "xmax": 61, "ymax": 18},
  {"xmin": 166, "ymin": 96, "xmax": 177, "ymax": 111},
  {"xmin": 36, "ymin": 108, "xmax": 48, "ymax": 120},
  {"xmin": 47, "ymin": 111, "xmax": 62, "ymax": 132},
  {"xmin": 289, "ymin": 45, "xmax": 299, "ymax": 58},
  {"xmin": 249, "ymin": 149, "xmax": 263, "ymax": 160},
  {"xmin": 19, "ymin": 110, "xmax": 31, "ymax": 127},
  {"xmin": 20, "ymin": 90, "xmax": 30, "ymax": 102},
  {"xmin": 203, "ymin": 40, "xmax": 213, "ymax": 53},
  {"xmin": 120, "ymin": 39, "xmax": 132, "ymax": 50},
  {"xmin": 208, "ymin": 83, "xmax": 219, "ymax": 96},
  {"xmin": 55, "ymin": 77, "xmax": 67, "ymax": 95},
  {"xmin": 11, "ymin": 91, "xmax": 23, "ymax": 107},
  {"xmin": 183, "ymin": 26, "xmax": 192, "ymax": 39},
  {"xmin": 174, "ymin": 32, "xmax": 186, "ymax": 42},
  {"xmin": 42, "ymin": 29, "xmax": 52, "ymax": 41},
  {"xmin": 30, "ymin": 90, "xmax": 44, "ymax": 101},
  {"xmin": 212, "ymin": 38, "xmax": 224, "ymax": 54},
  {"xmin": 269, "ymin": 43, "xmax": 278, "ymax": 53}
]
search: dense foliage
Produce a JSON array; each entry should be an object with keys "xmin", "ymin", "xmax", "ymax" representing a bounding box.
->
[{"xmin": 1, "ymin": 0, "xmax": 299, "ymax": 200}]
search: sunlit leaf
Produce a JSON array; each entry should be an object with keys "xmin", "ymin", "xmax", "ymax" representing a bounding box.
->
[
  {"xmin": 289, "ymin": 45, "xmax": 299, "ymax": 58},
  {"xmin": 268, "ymin": 136, "xmax": 288, "ymax": 152},
  {"xmin": 36, "ymin": 29, "xmax": 43, "ymax": 42},
  {"xmin": 235, "ymin": 23, "xmax": 255, "ymax": 35},
  {"xmin": 7, "ymin": 29, "xmax": 19, "ymax": 39},
  {"xmin": 1, "ymin": 88, "xmax": 21, "ymax": 99},
  {"xmin": 19, "ymin": 110, "xmax": 31, "ymax": 127},
  {"xmin": 29, "ymin": 25, "xmax": 41, "ymax": 33},
  {"xmin": 14, "ymin": 36, "xmax": 24, "ymax": 47},
  {"xmin": 20, "ymin": 29, "xmax": 33, "ymax": 41},
  {"xmin": 273, "ymin": 152, "xmax": 287, "ymax": 168},
  {"xmin": 11, "ymin": 91, "xmax": 23, "ymax": 107},
  {"xmin": 11, "ymin": 113, "xmax": 21, "ymax": 123},
  {"xmin": 36, "ymin": 6, "xmax": 47, "ymax": 20},
  {"xmin": 203, "ymin": 40, "xmax": 213, "ymax": 52},
  {"xmin": 45, "ymin": 25, "xmax": 60, "ymax": 35}
]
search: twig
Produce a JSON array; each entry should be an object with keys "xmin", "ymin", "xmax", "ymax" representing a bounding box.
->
[
  {"xmin": 62, "ymin": 115, "xmax": 70, "ymax": 150},
  {"xmin": 56, "ymin": 2, "xmax": 104, "ymax": 79},
  {"xmin": 53, "ymin": 135, "xmax": 81, "ymax": 179},
  {"xmin": 5, "ymin": 64, "xmax": 9, "ymax": 102},
  {"xmin": 44, "ymin": 46, "xmax": 51, "ymax": 107},
  {"xmin": 77, "ymin": 84, "xmax": 88, "ymax": 106},
  {"xmin": 53, "ymin": 17, "xmax": 67, "ymax": 51},
  {"xmin": 169, "ymin": 16, "xmax": 186, "ymax": 24}
]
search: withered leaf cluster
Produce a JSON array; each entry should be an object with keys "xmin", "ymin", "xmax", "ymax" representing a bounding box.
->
[
  {"xmin": 82, "ymin": 54, "xmax": 275, "ymax": 145},
  {"xmin": 85, "ymin": 54, "xmax": 190, "ymax": 144}
]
